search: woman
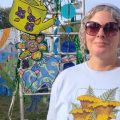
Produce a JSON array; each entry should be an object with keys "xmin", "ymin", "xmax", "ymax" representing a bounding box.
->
[{"xmin": 47, "ymin": 4, "xmax": 120, "ymax": 120}]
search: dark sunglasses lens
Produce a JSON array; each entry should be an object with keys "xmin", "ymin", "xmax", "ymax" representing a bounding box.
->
[
  {"xmin": 104, "ymin": 22, "xmax": 119, "ymax": 36},
  {"xmin": 85, "ymin": 22, "xmax": 100, "ymax": 36}
]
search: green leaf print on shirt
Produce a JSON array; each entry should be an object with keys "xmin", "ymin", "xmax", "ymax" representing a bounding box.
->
[{"xmin": 99, "ymin": 87, "xmax": 118, "ymax": 101}]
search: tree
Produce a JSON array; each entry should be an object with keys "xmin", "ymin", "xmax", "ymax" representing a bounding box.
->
[{"xmin": 0, "ymin": 7, "xmax": 12, "ymax": 29}]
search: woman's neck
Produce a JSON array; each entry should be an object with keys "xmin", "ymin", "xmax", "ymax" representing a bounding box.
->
[{"xmin": 87, "ymin": 56, "xmax": 120, "ymax": 71}]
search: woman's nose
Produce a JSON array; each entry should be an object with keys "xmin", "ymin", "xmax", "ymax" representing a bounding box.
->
[{"xmin": 96, "ymin": 28, "xmax": 105, "ymax": 38}]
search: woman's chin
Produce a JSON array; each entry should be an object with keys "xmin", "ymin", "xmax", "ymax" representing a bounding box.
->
[{"xmin": 92, "ymin": 48, "xmax": 108, "ymax": 56}]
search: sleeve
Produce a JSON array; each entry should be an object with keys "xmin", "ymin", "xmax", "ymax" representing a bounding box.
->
[
  {"xmin": 47, "ymin": 72, "xmax": 64, "ymax": 120},
  {"xmin": 47, "ymin": 67, "xmax": 75, "ymax": 120},
  {"xmin": 116, "ymin": 112, "xmax": 120, "ymax": 120}
]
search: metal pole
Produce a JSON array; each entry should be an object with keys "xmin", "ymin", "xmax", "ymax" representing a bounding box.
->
[
  {"xmin": 19, "ymin": 83, "xmax": 24, "ymax": 120},
  {"xmin": 17, "ymin": 29, "xmax": 25, "ymax": 120},
  {"xmin": 82, "ymin": 0, "xmax": 85, "ymax": 17}
]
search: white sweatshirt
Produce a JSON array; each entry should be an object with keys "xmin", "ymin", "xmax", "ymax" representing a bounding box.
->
[{"xmin": 47, "ymin": 62, "xmax": 120, "ymax": 120}]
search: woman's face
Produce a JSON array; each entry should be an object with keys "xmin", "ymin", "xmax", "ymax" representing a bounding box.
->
[{"xmin": 85, "ymin": 11, "xmax": 120, "ymax": 58}]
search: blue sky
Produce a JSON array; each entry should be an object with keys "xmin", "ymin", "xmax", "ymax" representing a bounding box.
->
[
  {"xmin": 0, "ymin": 0, "xmax": 120, "ymax": 12},
  {"xmin": 0, "ymin": 0, "xmax": 13, "ymax": 8},
  {"xmin": 85, "ymin": 0, "xmax": 120, "ymax": 12}
]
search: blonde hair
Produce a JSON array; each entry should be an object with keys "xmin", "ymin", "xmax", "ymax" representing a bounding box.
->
[{"xmin": 79, "ymin": 4, "xmax": 120, "ymax": 58}]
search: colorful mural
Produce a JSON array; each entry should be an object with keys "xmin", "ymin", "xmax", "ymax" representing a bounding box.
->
[
  {"xmin": 0, "ymin": 28, "xmax": 19, "ymax": 95},
  {"xmin": 6, "ymin": 0, "xmax": 83, "ymax": 118}
]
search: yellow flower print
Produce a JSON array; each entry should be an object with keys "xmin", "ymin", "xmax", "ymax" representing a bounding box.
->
[{"xmin": 70, "ymin": 108, "xmax": 93, "ymax": 120}]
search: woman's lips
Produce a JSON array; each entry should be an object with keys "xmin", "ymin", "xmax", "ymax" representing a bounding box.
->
[{"xmin": 95, "ymin": 42, "xmax": 109, "ymax": 46}]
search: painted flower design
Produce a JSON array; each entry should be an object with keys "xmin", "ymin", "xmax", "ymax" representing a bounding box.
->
[
  {"xmin": 25, "ymin": 22, "xmax": 34, "ymax": 31},
  {"xmin": 16, "ymin": 34, "xmax": 47, "ymax": 61},
  {"xmin": 15, "ymin": 7, "xmax": 26, "ymax": 19},
  {"xmin": 25, "ymin": 40, "xmax": 38, "ymax": 52},
  {"xmin": 27, "ymin": 13, "xmax": 36, "ymax": 22}
]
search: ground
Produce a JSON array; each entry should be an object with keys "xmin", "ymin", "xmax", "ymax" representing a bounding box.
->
[{"xmin": 0, "ymin": 96, "xmax": 48, "ymax": 120}]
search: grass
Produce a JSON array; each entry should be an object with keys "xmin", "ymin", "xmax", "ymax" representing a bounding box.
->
[{"xmin": 0, "ymin": 95, "xmax": 48, "ymax": 120}]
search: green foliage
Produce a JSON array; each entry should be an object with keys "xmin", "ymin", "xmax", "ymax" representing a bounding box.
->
[
  {"xmin": 86, "ymin": 85, "xmax": 95, "ymax": 96},
  {"xmin": 0, "ymin": 66, "xmax": 14, "ymax": 90},
  {"xmin": 71, "ymin": 103, "xmax": 80, "ymax": 109},
  {"xmin": 74, "ymin": 35, "xmax": 83, "ymax": 64},
  {"xmin": 112, "ymin": 108, "xmax": 120, "ymax": 114},
  {"xmin": 0, "ymin": 7, "xmax": 12, "ymax": 29},
  {"xmin": 99, "ymin": 87, "xmax": 118, "ymax": 101},
  {"xmin": 4, "ymin": 57, "xmax": 17, "ymax": 77},
  {"xmin": 0, "ymin": 96, "xmax": 48, "ymax": 120},
  {"xmin": 91, "ymin": 112, "xmax": 96, "ymax": 120},
  {"xmin": 0, "ymin": 56, "xmax": 18, "ymax": 90}
]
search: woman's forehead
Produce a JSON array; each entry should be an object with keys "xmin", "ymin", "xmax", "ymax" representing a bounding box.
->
[{"xmin": 87, "ymin": 11, "xmax": 116, "ymax": 23}]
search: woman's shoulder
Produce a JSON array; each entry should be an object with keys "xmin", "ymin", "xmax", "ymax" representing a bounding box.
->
[
  {"xmin": 62, "ymin": 62, "xmax": 86, "ymax": 73},
  {"xmin": 57, "ymin": 62, "xmax": 86, "ymax": 80},
  {"xmin": 52, "ymin": 63, "xmax": 86, "ymax": 89},
  {"xmin": 53, "ymin": 62, "xmax": 86, "ymax": 84}
]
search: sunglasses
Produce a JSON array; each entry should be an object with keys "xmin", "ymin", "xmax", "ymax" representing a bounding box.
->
[{"xmin": 85, "ymin": 21, "xmax": 120, "ymax": 36}]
